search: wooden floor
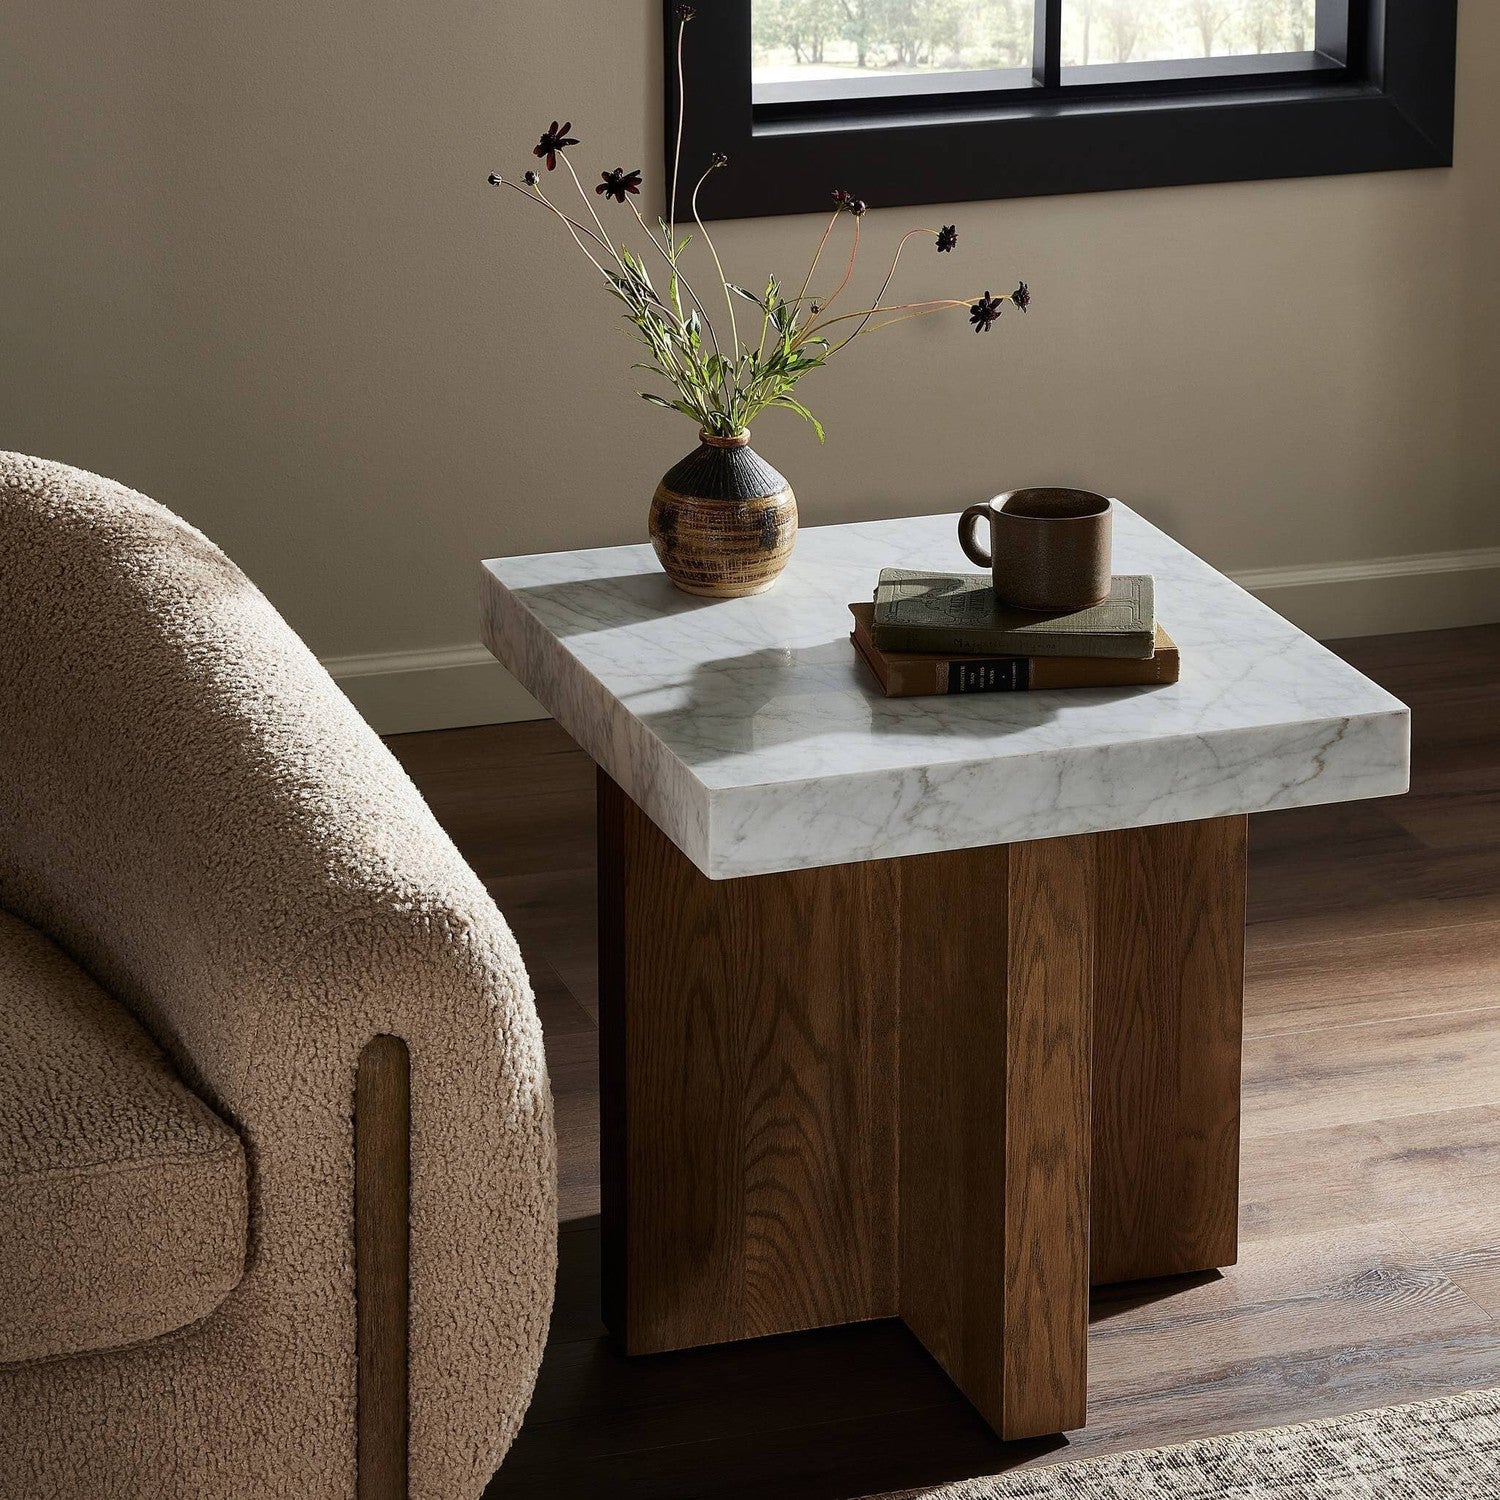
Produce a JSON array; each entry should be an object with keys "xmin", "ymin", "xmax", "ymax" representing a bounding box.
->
[{"xmin": 388, "ymin": 623, "xmax": 1500, "ymax": 1500}]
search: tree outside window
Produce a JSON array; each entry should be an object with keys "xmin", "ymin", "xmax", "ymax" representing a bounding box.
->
[{"xmin": 751, "ymin": 0, "xmax": 1317, "ymax": 80}]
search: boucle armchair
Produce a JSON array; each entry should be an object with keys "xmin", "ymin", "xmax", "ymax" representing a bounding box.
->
[{"xmin": 0, "ymin": 453, "xmax": 556, "ymax": 1499}]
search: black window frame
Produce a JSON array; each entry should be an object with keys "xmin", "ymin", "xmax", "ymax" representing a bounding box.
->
[{"xmin": 669, "ymin": 0, "xmax": 1457, "ymax": 221}]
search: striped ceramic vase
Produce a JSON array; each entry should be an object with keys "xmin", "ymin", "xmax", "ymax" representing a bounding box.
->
[{"xmin": 649, "ymin": 430, "xmax": 797, "ymax": 598}]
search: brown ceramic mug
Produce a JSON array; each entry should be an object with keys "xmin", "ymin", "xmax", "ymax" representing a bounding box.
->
[{"xmin": 958, "ymin": 488, "xmax": 1114, "ymax": 612}]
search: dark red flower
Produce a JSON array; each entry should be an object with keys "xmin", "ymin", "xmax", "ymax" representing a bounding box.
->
[
  {"xmin": 1012, "ymin": 280, "xmax": 1030, "ymax": 312},
  {"xmin": 936, "ymin": 224, "xmax": 958, "ymax": 253},
  {"xmin": 832, "ymin": 188, "xmax": 867, "ymax": 216},
  {"xmin": 597, "ymin": 167, "xmax": 643, "ymax": 203},
  {"xmin": 676, "ymin": 3, "xmax": 696, "ymax": 19},
  {"xmin": 969, "ymin": 291, "xmax": 1004, "ymax": 333},
  {"xmin": 533, "ymin": 120, "xmax": 579, "ymax": 171}
]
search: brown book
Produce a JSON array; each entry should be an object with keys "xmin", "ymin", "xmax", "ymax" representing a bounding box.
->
[{"xmin": 850, "ymin": 602, "xmax": 1179, "ymax": 697}]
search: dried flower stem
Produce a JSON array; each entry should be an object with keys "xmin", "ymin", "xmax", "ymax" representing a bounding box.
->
[
  {"xmin": 496, "ymin": 177, "xmax": 612, "ymax": 256},
  {"xmin": 795, "ymin": 210, "xmax": 840, "ymax": 312},
  {"xmin": 857, "ymin": 302, "xmax": 975, "ymax": 336},
  {"xmin": 816, "ymin": 295, "xmax": 979, "ymax": 352},
  {"xmin": 669, "ymin": 18, "xmax": 688, "ymax": 260},
  {"xmin": 813, "ymin": 296, "xmax": 975, "ymax": 330},
  {"xmin": 823, "ymin": 227, "xmax": 936, "ymax": 351},
  {"xmin": 690, "ymin": 162, "xmax": 740, "ymax": 402},
  {"xmin": 809, "ymin": 215, "xmax": 861, "ymax": 329},
  {"xmin": 627, "ymin": 201, "xmax": 704, "ymax": 313},
  {"xmin": 503, "ymin": 178, "xmax": 615, "ymax": 280},
  {"xmin": 626, "ymin": 197, "xmax": 724, "ymax": 369},
  {"xmin": 559, "ymin": 152, "xmax": 613, "ymax": 251}
]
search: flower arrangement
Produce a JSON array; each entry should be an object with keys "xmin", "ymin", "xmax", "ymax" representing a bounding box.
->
[{"xmin": 486, "ymin": 3, "xmax": 1029, "ymax": 447}]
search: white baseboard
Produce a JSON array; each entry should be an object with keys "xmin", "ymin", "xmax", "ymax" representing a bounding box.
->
[
  {"xmin": 1235, "ymin": 545, "xmax": 1500, "ymax": 641},
  {"xmin": 325, "ymin": 643, "xmax": 545, "ymax": 735},
  {"xmin": 326, "ymin": 545, "xmax": 1500, "ymax": 735}
]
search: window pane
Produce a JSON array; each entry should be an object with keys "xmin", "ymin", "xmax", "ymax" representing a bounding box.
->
[
  {"xmin": 752, "ymin": 0, "xmax": 1034, "ymax": 91},
  {"xmin": 1061, "ymin": 0, "xmax": 1318, "ymax": 67}
]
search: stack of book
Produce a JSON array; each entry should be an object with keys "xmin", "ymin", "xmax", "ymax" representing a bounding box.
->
[{"xmin": 850, "ymin": 569, "xmax": 1178, "ymax": 698}]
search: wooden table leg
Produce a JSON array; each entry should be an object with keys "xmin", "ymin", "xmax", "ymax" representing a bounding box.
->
[
  {"xmin": 598, "ymin": 772, "xmax": 1095, "ymax": 1439},
  {"xmin": 1090, "ymin": 817, "xmax": 1246, "ymax": 1286},
  {"xmin": 598, "ymin": 772, "xmax": 901, "ymax": 1352},
  {"xmin": 898, "ymin": 837, "xmax": 1094, "ymax": 1440}
]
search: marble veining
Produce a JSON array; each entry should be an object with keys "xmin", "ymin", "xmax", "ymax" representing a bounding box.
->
[{"xmin": 481, "ymin": 507, "xmax": 1410, "ymax": 878}]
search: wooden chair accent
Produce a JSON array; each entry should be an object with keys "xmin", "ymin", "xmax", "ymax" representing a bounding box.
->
[{"xmin": 356, "ymin": 1035, "xmax": 411, "ymax": 1500}]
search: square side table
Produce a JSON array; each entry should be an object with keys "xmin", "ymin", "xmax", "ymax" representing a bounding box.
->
[{"xmin": 482, "ymin": 507, "xmax": 1408, "ymax": 1439}]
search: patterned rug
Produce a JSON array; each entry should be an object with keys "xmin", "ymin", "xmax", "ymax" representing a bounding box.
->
[{"xmin": 875, "ymin": 1389, "xmax": 1500, "ymax": 1498}]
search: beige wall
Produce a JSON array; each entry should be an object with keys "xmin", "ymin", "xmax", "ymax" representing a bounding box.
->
[{"xmin": 3, "ymin": 2, "xmax": 1496, "ymax": 730}]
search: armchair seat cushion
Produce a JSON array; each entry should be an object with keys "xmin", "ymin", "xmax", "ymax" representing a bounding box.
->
[{"xmin": 0, "ymin": 910, "xmax": 247, "ymax": 1363}]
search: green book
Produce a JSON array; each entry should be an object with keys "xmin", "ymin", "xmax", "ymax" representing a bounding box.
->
[{"xmin": 870, "ymin": 570, "xmax": 1157, "ymax": 659}]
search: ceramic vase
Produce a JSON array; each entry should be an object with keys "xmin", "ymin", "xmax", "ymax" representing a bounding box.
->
[{"xmin": 649, "ymin": 430, "xmax": 797, "ymax": 598}]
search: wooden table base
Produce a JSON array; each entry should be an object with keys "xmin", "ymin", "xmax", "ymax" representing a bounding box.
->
[{"xmin": 597, "ymin": 772, "xmax": 1245, "ymax": 1440}]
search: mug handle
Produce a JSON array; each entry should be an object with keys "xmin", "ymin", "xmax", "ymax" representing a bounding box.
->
[{"xmin": 958, "ymin": 503, "xmax": 993, "ymax": 569}]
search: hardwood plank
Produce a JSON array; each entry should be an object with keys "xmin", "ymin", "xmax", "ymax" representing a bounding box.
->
[
  {"xmin": 1429, "ymin": 1245, "xmax": 1500, "ymax": 1316},
  {"xmin": 1244, "ymin": 910, "xmax": 1500, "ymax": 1036},
  {"xmin": 1091, "ymin": 818, "xmax": 1245, "ymax": 1285},
  {"xmin": 599, "ymin": 772, "xmax": 900, "ymax": 1354},
  {"xmin": 537, "ymin": 1015, "xmax": 600, "ymax": 1224},
  {"xmin": 485, "ymin": 868, "xmax": 597, "ymax": 960},
  {"xmin": 525, "ymin": 957, "xmax": 599, "ymax": 1223},
  {"xmin": 1326, "ymin": 624, "xmax": 1500, "ymax": 688},
  {"xmin": 1246, "ymin": 806, "xmax": 1424, "ymax": 926},
  {"xmin": 1242, "ymin": 1006, "xmax": 1500, "ymax": 1139},
  {"xmin": 1239, "ymin": 1106, "xmax": 1500, "ymax": 1251},
  {"xmin": 388, "ymin": 721, "xmax": 595, "ymax": 877},
  {"xmin": 1394, "ymin": 789, "xmax": 1500, "ymax": 851},
  {"xmin": 487, "ymin": 868, "xmax": 599, "ymax": 1018},
  {"xmin": 1070, "ymin": 1221, "xmax": 1500, "ymax": 1463},
  {"xmin": 387, "ymin": 719, "xmax": 588, "ymax": 800},
  {"xmin": 603, "ymin": 786, "xmax": 1096, "ymax": 1436},
  {"xmin": 1246, "ymin": 891, "xmax": 1500, "ymax": 954}
]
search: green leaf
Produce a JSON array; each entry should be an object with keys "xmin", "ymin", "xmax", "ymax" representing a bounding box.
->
[
  {"xmin": 726, "ymin": 283, "xmax": 768, "ymax": 308},
  {"xmin": 640, "ymin": 392, "xmax": 701, "ymax": 420},
  {"xmin": 771, "ymin": 395, "xmax": 825, "ymax": 443},
  {"xmin": 622, "ymin": 247, "xmax": 654, "ymax": 289}
]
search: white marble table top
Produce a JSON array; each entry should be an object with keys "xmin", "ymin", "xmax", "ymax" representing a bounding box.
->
[{"xmin": 481, "ymin": 507, "xmax": 1409, "ymax": 879}]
